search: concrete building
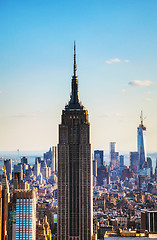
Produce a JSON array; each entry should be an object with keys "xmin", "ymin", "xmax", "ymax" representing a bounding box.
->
[{"xmin": 57, "ymin": 43, "xmax": 93, "ymax": 239}]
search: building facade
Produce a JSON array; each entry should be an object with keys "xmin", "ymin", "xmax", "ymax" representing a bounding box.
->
[
  {"xmin": 4, "ymin": 159, "xmax": 12, "ymax": 181},
  {"xmin": 110, "ymin": 142, "xmax": 119, "ymax": 169},
  {"xmin": 141, "ymin": 210, "xmax": 157, "ymax": 232},
  {"xmin": 94, "ymin": 150, "xmax": 104, "ymax": 168},
  {"xmin": 57, "ymin": 43, "xmax": 93, "ymax": 239},
  {"xmin": 13, "ymin": 190, "xmax": 36, "ymax": 240}
]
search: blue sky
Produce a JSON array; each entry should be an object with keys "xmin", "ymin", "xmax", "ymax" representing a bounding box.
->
[{"xmin": 0, "ymin": 0, "xmax": 157, "ymax": 152}]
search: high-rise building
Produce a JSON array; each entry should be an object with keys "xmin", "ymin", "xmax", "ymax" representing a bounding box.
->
[
  {"xmin": 137, "ymin": 111, "xmax": 147, "ymax": 169},
  {"xmin": 141, "ymin": 209, "xmax": 157, "ymax": 232},
  {"xmin": 119, "ymin": 155, "xmax": 124, "ymax": 168},
  {"xmin": 4, "ymin": 159, "xmax": 12, "ymax": 181},
  {"xmin": 13, "ymin": 190, "xmax": 36, "ymax": 240},
  {"xmin": 2, "ymin": 168, "xmax": 9, "ymax": 240},
  {"xmin": 94, "ymin": 150, "xmax": 104, "ymax": 168},
  {"xmin": 14, "ymin": 164, "xmax": 23, "ymax": 180},
  {"xmin": 34, "ymin": 159, "xmax": 41, "ymax": 177},
  {"xmin": 44, "ymin": 146, "xmax": 57, "ymax": 173},
  {"xmin": 130, "ymin": 152, "xmax": 139, "ymax": 173},
  {"xmin": 57, "ymin": 43, "xmax": 93, "ymax": 239},
  {"xmin": 110, "ymin": 142, "xmax": 119, "ymax": 169}
]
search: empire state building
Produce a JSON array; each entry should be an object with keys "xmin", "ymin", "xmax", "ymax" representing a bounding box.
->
[{"xmin": 57, "ymin": 43, "xmax": 93, "ymax": 240}]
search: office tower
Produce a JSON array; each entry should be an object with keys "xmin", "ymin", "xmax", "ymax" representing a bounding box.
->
[
  {"xmin": 138, "ymin": 175, "xmax": 146, "ymax": 189},
  {"xmin": 57, "ymin": 43, "xmax": 93, "ymax": 239},
  {"xmin": 147, "ymin": 157, "xmax": 153, "ymax": 177},
  {"xmin": 110, "ymin": 142, "xmax": 119, "ymax": 169},
  {"xmin": 13, "ymin": 190, "xmax": 36, "ymax": 240},
  {"xmin": 137, "ymin": 111, "xmax": 147, "ymax": 169},
  {"xmin": 119, "ymin": 155, "xmax": 124, "ymax": 168},
  {"xmin": 34, "ymin": 159, "xmax": 41, "ymax": 177},
  {"xmin": 93, "ymin": 160, "xmax": 97, "ymax": 177},
  {"xmin": 44, "ymin": 146, "xmax": 57, "ymax": 173},
  {"xmin": 13, "ymin": 172, "xmax": 21, "ymax": 190},
  {"xmin": 0, "ymin": 185, "xmax": 2, "ymax": 240},
  {"xmin": 4, "ymin": 159, "xmax": 12, "ymax": 181},
  {"xmin": 141, "ymin": 209, "xmax": 157, "ymax": 232},
  {"xmin": 94, "ymin": 150, "xmax": 104, "ymax": 168},
  {"xmin": 130, "ymin": 152, "xmax": 139, "ymax": 173},
  {"xmin": 21, "ymin": 157, "xmax": 28, "ymax": 165},
  {"xmin": 14, "ymin": 164, "xmax": 23, "ymax": 180},
  {"xmin": 2, "ymin": 168, "xmax": 9, "ymax": 240},
  {"xmin": 97, "ymin": 166, "xmax": 110, "ymax": 186}
]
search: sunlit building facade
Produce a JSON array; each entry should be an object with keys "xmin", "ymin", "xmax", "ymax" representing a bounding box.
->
[{"xmin": 14, "ymin": 190, "xmax": 36, "ymax": 240}]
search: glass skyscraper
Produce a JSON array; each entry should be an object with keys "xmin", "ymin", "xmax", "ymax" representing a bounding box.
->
[
  {"xmin": 137, "ymin": 111, "xmax": 147, "ymax": 169},
  {"xmin": 14, "ymin": 190, "xmax": 36, "ymax": 240}
]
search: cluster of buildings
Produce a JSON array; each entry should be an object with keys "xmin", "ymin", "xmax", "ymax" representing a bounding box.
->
[
  {"xmin": 0, "ymin": 45, "xmax": 157, "ymax": 239},
  {"xmin": 0, "ymin": 147, "xmax": 58, "ymax": 240}
]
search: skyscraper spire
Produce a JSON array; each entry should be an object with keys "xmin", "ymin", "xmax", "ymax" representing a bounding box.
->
[
  {"xmin": 73, "ymin": 41, "xmax": 77, "ymax": 76},
  {"xmin": 66, "ymin": 42, "xmax": 84, "ymax": 110},
  {"xmin": 140, "ymin": 110, "xmax": 143, "ymax": 125}
]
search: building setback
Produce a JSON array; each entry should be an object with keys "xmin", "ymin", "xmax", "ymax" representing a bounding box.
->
[{"xmin": 57, "ymin": 43, "xmax": 93, "ymax": 240}]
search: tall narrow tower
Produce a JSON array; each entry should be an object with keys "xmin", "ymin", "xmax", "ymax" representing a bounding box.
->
[
  {"xmin": 137, "ymin": 111, "xmax": 147, "ymax": 169},
  {"xmin": 57, "ymin": 43, "xmax": 93, "ymax": 240}
]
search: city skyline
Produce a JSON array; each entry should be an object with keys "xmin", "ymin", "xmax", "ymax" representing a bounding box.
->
[{"xmin": 0, "ymin": 0, "xmax": 157, "ymax": 151}]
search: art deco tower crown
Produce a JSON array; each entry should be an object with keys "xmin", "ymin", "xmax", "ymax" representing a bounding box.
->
[{"xmin": 57, "ymin": 43, "xmax": 92, "ymax": 240}]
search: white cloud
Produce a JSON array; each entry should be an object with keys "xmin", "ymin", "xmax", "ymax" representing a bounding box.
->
[
  {"xmin": 0, "ymin": 90, "xmax": 2, "ymax": 94},
  {"xmin": 105, "ymin": 58, "xmax": 121, "ymax": 64},
  {"xmin": 120, "ymin": 89, "xmax": 127, "ymax": 93},
  {"xmin": 111, "ymin": 58, "xmax": 121, "ymax": 63},
  {"xmin": 128, "ymin": 80, "xmax": 154, "ymax": 87},
  {"xmin": 145, "ymin": 97, "xmax": 152, "ymax": 102},
  {"xmin": 105, "ymin": 60, "xmax": 112, "ymax": 64},
  {"xmin": 105, "ymin": 58, "xmax": 130, "ymax": 64}
]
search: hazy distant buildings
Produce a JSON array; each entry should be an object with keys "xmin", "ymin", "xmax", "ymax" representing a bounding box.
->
[
  {"xmin": 138, "ymin": 111, "xmax": 147, "ymax": 169},
  {"xmin": 13, "ymin": 190, "xmax": 36, "ymax": 240},
  {"xmin": 14, "ymin": 164, "xmax": 23, "ymax": 181},
  {"xmin": 110, "ymin": 142, "xmax": 119, "ymax": 169},
  {"xmin": 130, "ymin": 152, "xmax": 139, "ymax": 173},
  {"xmin": 44, "ymin": 146, "xmax": 57, "ymax": 173},
  {"xmin": 57, "ymin": 43, "xmax": 93, "ymax": 239},
  {"xmin": 94, "ymin": 150, "xmax": 104, "ymax": 168},
  {"xmin": 4, "ymin": 159, "xmax": 12, "ymax": 181},
  {"xmin": 97, "ymin": 166, "xmax": 110, "ymax": 186}
]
